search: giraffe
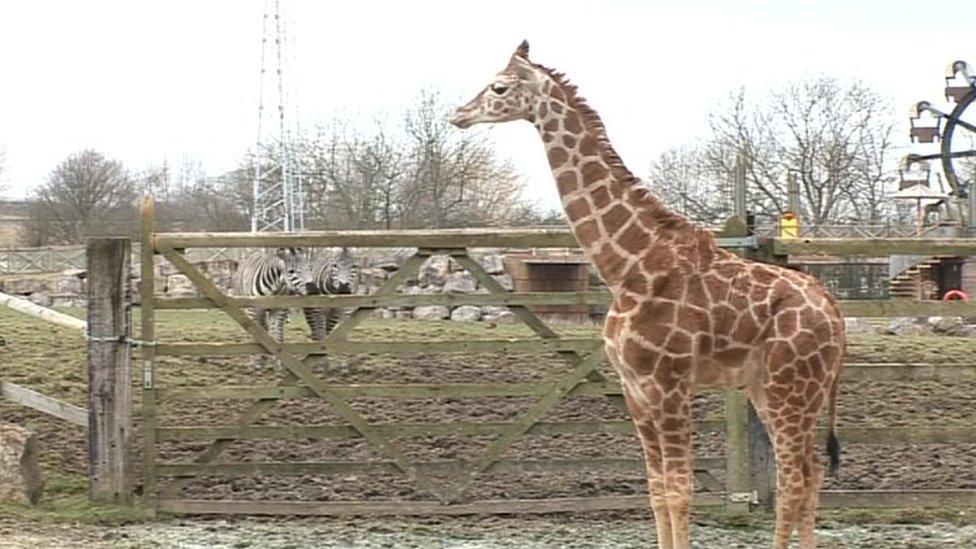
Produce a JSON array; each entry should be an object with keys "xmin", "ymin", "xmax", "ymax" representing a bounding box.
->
[{"xmin": 450, "ymin": 41, "xmax": 844, "ymax": 549}]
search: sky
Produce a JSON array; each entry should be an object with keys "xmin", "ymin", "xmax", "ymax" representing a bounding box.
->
[{"xmin": 0, "ymin": 0, "xmax": 973, "ymax": 210}]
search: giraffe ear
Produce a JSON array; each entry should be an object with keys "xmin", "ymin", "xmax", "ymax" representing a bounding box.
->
[{"xmin": 513, "ymin": 39, "xmax": 530, "ymax": 60}]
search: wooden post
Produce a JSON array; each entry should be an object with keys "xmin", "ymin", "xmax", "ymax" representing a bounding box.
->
[
  {"xmin": 140, "ymin": 197, "xmax": 159, "ymax": 507},
  {"xmin": 724, "ymin": 390, "xmax": 751, "ymax": 513},
  {"xmin": 787, "ymin": 172, "xmax": 801, "ymax": 216},
  {"xmin": 733, "ymin": 152, "xmax": 748, "ymax": 221},
  {"xmin": 86, "ymin": 237, "xmax": 133, "ymax": 503},
  {"xmin": 748, "ymin": 403, "xmax": 775, "ymax": 511}
]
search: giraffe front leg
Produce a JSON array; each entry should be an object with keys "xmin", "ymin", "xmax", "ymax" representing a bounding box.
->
[
  {"xmin": 625, "ymin": 392, "xmax": 673, "ymax": 549},
  {"xmin": 659, "ymin": 409, "xmax": 694, "ymax": 549}
]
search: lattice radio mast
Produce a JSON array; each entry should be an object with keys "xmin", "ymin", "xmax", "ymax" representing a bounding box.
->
[{"xmin": 251, "ymin": 0, "xmax": 305, "ymax": 232}]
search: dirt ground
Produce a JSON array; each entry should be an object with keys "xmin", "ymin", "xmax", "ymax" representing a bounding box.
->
[
  {"xmin": 5, "ymin": 512, "xmax": 976, "ymax": 548},
  {"xmin": 3, "ymin": 307, "xmax": 976, "ymax": 547}
]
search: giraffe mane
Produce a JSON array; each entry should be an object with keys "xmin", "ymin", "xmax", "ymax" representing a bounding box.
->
[{"xmin": 532, "ymin": 63, "xmax": 708, "ymax": 239}]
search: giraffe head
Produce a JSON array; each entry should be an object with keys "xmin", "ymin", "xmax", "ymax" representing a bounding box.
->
[{"xmin": 450, "ymin": 40, "xmax": 544, "ymax": 129}]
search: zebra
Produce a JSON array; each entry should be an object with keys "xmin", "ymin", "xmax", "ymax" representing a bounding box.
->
[
  {"xmin": 302, "ymin": 247, "xmax": 360, "ymax": 341},
  {"xmin": 231, "ymin": 247, "xmax": 313, "ymax": 368}
]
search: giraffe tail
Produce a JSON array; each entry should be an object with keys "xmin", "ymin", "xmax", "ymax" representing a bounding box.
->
[{"xmin": 824, "ymin": 369, "xmax": 842, "ymax": 475}]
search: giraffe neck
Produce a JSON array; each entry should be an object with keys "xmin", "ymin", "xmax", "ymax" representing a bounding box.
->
[{"xmin": 532, "ymin": 74, "xmax": 693, "ymax": 289}]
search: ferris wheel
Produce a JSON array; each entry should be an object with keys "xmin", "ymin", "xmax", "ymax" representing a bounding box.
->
[{"xmin": 907, "ymin": 60, "xmax": 976, "ymax": 202}]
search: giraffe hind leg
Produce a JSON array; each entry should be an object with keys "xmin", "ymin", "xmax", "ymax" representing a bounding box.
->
[{"xmin": 763, "ymin": 371, "xmax": 829, "ymax": 548}]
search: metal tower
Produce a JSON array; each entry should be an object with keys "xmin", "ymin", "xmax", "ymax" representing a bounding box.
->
[{"xmin": 252, "ymin": 0, "xmax": 306, "ymax": 232}]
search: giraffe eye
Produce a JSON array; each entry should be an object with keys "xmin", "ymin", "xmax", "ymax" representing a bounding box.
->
[{"xmin": 490, "ymin": 84, "xmax": 510, "ymax": 95}]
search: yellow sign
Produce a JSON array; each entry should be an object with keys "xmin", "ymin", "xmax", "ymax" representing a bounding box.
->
[{"xmin": 779, "ymin": 212, "xmax": 799, "ymax": 238}]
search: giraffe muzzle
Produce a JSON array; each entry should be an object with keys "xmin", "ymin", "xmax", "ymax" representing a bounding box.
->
[{"xmin": 450, "ymin": 109, "xmax": 475, "ymax": 129}]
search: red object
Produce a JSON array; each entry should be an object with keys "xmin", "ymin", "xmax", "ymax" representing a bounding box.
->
[{"xmin": 943, "ymin": 289, "xmax": 969, "ymax": 302}]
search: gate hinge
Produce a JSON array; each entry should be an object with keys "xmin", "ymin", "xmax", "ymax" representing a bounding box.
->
[{"xmin": 728, "ymin": 491, "xmax": 758, "ymax": 505}]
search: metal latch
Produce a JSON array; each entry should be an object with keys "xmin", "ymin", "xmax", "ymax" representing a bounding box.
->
[
  {"xmin": 143, "ymin": 360, "xmax": 154, "ymax": 389},
  {"xmin": 728, "ymin": 491, "xmax": 759, "ymax": 505}
]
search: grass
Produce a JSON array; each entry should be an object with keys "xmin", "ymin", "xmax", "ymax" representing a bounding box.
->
[{"xmin": 3, "ymin": 306, "xmax": 976, "ymax": 526}]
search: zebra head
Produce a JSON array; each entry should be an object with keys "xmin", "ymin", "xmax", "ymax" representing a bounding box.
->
[
  {"xmin": 274, "ymin": 247, "xmax": 314, "ymax": 295},
  {"xmin": 323, "ymin": 247, "xmax": 359, "ymax": 295}
]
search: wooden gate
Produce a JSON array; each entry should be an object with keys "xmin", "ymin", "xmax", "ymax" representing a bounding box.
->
[
  {"xmin": 139, "ymin": 197, "xmax": 739, "ymax": 515},
  {"xmin": 138, "ymin": 196, "xmax": 976, "ymax": 515}
]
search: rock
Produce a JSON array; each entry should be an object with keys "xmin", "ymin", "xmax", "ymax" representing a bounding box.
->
[
  {"xmin": 49, "ymin": 294, "xmax": 86, "ymax": 308},
  {"xmin": 0, "ymin": 276, "xmax": 51, "ymax": 296},
  {"xmin": 484, "ymin": 311, "xmax": 518, "ymax": 324},
  {"xmin": 419, "ymin": 256, "xmax": 451, "ymax": 287},
  {"xmin": 395, "ymin": 310, "xmax": 413, "ymax": 320},
  {"xmin": 931, "ymin": 316, "xmax": 975, "ymax": 337},
  {"xmin": 166, "ymin": 274, "xmax": 198, "ymax": 298},
  {"xmin": 884, "ymin": 317, "xmax": 930, "ymax": 336},
  {"xmin": 443, "ymin": 272, "xmax": 477, "ymax": 293},
  {"xmin": 52, "ymin": 271, "xmax": 85, "ymax": 294},
  {"xmin": 375, "ymin": 308, "xmax": 396, "ymax": 319},
  {"xmin": 477, "ymin": 254, "xmax": 505, "ymax": 275},
  {"xmin": 412, "ymin": 305, "xmax": 450, "ymax": 320},
  {"xmin": 491, "ymin": 274, "xmax": 514, "ymax": 291},
  {"xmin": 844, "ymin": 317, "xmax": 873, "ymax": 335},
  {"xmin": 26, "ymin": 292, "xmax": 52, "ymax": 308},
  {"xmin": 199, "ymin": 260, "xmax": 236, "ymax": 289},
  {"xmin": 0, "ymin": 423, "xmax": 44, "ymax": 506},
  {"xmin": 451, "ymin": 305, "xmax": 482, "ymax": 322}
]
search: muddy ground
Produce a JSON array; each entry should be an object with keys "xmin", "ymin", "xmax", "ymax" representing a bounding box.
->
[{"xmin": 3, "ymin": 308, "xmax": 976, "ymax": 546}]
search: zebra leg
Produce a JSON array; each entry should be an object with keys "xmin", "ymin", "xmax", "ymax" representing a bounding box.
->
[
  {"xmin": 268, "ymin": 308, "xmax": 289, "ymax": 370},
  {"xmin": 246, "ymin": 307, "xmax": 268, "ymax": 369},
  {"xmin": 302, "ymin": 307, "xmax": 331, "ymax": 370}
]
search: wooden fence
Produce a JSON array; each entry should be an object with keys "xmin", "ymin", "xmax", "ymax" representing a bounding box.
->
[
  {"xmin": 0, "ymin": 243, "xmax": 244, "ymax": 275},
  {"xmin": 130, "ymin": 196, "xmax": 976, "ymax": 516}
]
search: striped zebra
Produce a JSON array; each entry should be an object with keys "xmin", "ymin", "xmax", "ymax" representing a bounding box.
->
[
  {"xmin": 231, "ymin": 247, "xmax": 312, "ymax": 368},
  {"xmin": 302, "ymin": 247, "xmax": 360, "ymax": 342}
]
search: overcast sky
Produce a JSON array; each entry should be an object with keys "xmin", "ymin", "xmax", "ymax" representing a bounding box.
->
[{"xmin": 0, "ymin": 0, "xmax": 973, "ymax": 209}]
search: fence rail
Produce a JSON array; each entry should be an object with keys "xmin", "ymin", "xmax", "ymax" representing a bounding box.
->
[{"xmin": 128, "ymin": 195, "xmax": 976, "ymax": 516}]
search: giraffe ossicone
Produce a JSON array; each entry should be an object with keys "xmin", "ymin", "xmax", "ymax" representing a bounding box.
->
[{"xmin": 452, "ymin": 41, "xmax": 845, "ymax": 549}]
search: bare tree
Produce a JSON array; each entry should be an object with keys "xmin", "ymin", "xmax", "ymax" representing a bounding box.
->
[
  {"xmin": 23, "ymin": 150, "xmax": 137, "ymax": 245},
  {"xmin": 300, "ymin": 89, "xmax": 536, "ymax": 230},
  {"xmin": 704, "ymin": 78, "xmax": 896, "ymax": 225},
  {"xmin": 648, "ymin": 145, "xmax": 732, "ymax": 225},
  {"xmin": 304, "ymin": 121, "xmax": 406, "ymax": 229},
  {"xmin": 0, "ymin": 147, "xmax": 8, "ymax": 196},
  {"xmin": 402, "ymin": 89, "xmax": 527, "ymax": 228}
]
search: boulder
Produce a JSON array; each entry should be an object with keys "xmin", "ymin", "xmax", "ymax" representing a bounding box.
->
[
  {"xmin": 484, "ymin": 310, "xmax": 518, "ymax": 324},
  {"xmin": 26, "ymin": 292, "xmax": 52, "ymax": 308},
  {"xmin": 49, "ymin": 294, "xmax": 86, "ymax": 308},
  {"xmin": 1, "ymin": 276, "xmax": 51, "ymax": 296},
  {"xmin": 419, "ymin": 256, "xmax": 451, "ymax": 287},
  {"xmin": 412, "ymin": 305, "xmax": 450, "ymax": 320},
  {"xmin": 451, "ymin": 305, "xmax": 482, "ymax": 322},
  {"xmin": 491, "ymin": 274, "xmax": 514, "ymax": 291},
  {"xmin": 477, "ymin": 254, "xmax": 505, "ymax": 275},
  {"xmin": 443, "ymin": 272, "xmax": 477, "ymax": 293},
  {"xmin": 843, "ymin": 317, "xmax": 874, "ymax": 335},
  {"xmin": 394, "ymin": 310, "xmax": 414, "ymax": 320},
  {"xmin": 884, "ymin": 317, "xmax": 930, "ymax": 337},
  {"xmin": 166, "ymin": 274, "xmax": 198, "ymax": 298},
  {"xmin": 52, "ymin": 271, "xmax": 85, "ymax": 295},
  {"xmin": 0, "ymin": 424, "xmax": 44, "ymax": 506},
  {"xmin": 931, "ymin": 316, "xmax": 975, "ymax": 337}
]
